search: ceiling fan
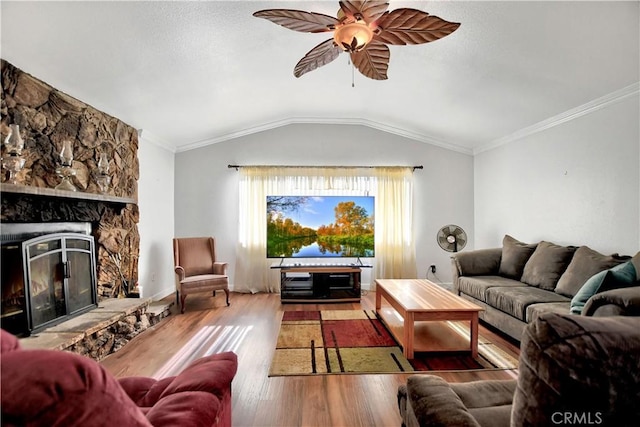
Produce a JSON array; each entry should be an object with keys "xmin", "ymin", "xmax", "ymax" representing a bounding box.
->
[{"xmin": 253, "ymin": 1, "xmax": 460, "ymax": 80}]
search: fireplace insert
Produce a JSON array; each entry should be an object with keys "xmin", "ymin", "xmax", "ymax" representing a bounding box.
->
[{"xmin": 1, "ymin": 223, "xmax": 98, "ymax": 336}]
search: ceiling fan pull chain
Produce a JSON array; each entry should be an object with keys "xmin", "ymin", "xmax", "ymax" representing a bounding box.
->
[{"xmin": 352, "ymin": 60, "xmax": 355, "ymax": 88}]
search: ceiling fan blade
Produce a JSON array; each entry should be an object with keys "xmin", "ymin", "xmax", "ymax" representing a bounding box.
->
[
  {"xmin": 350, "ymin": 39, "xmax": 389, "ymax": 80},
  {"xmin": 339, "ymin": 1, "xmax": 389, "ymax": 24},
  {"xmin": 294, "ymin": 39, "xmax": 342, "ymax": 78},
  {"xmin": 253, "ymin": 9, "xmax": 339, "ymax": 33},
  {"xmin": 376, "ymin": 8, "xmax": 460, "ymax": 45}
]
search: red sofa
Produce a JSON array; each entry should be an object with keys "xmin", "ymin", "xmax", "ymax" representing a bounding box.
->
[{"xmin": 1, "ymin": 329, "xmax": 237, "ymax": 427}]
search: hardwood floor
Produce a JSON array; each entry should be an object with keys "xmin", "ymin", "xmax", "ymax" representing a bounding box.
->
[{"xmin": 100, "ymin": 291, "xmax": 520, "ymax": 427}]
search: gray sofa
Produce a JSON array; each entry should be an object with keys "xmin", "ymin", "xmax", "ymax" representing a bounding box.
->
[
  {"xmin": 450, "ymin": 235, "xmax": 640, "ymax": 341},
  {"xmin": 398, "ymin": 312, "xmax": 640, "ymax": 427}
]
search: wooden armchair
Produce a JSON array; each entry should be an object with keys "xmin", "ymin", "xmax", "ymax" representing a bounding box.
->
[{"xmin": 173, "ymin": 237, "xmax": 230, "ymax": 314}]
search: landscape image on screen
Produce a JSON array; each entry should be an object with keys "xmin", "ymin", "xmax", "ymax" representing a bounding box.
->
[{"xmin": 266, "ymin": 196, "xmax": 374, "ymax": 258}]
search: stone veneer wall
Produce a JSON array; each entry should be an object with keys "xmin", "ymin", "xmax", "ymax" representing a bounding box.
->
[{"xmin": 1, "ymin": 59, "xmax": 139, "ymax": 299}]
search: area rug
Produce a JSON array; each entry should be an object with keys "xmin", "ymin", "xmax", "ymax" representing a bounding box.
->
[{"xmin": 268, "ymin": 310, "xmax": 518, "ymax": 376}]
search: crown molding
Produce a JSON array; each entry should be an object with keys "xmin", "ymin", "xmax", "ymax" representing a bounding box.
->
[
  {"xmin": 175, "ymin": 117, "xmax": 474, "ymax": 155},
  {"xmin": 163, "ymin": 83, "xmax": 640, "ymax": 157},
  {"xmin": 137, "ymin": 129, "xmax": 176, "ymax": 153},
  {"xmin": 473, "ymin": 82, "xmax": 640, "ymax": 155}
]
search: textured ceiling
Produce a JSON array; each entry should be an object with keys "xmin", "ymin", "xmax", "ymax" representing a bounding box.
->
[{"xmin": 1, "ymin": 1, "xmax": 638, "ymax": 154}]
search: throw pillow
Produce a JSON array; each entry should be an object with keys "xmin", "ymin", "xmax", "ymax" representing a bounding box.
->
[
  {"xmin": 498, "ymin": 235, "xmax": 538, "ymax": 280},
  {"xmin": 571, "ymin": 261, "xmax": 637, "ymax": 314},
  {"xmin": 521, "ymin": 241, "xmax": 577, "ymax": 291},
  {"xmin": 631, "ymin": 251, "xmax": 640, "ymax": 281},
  {"xmin": 555, "ymin": 246, "xmax": 628, "ymax": 297}
]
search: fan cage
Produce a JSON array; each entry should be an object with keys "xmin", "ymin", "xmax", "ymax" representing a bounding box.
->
[{"xmin": 436, "ymin": 224, "xmax": 467, "ymax": 253}]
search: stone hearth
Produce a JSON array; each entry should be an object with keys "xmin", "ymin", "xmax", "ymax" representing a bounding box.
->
[{"xmin": 19, "ymin": 298, "xmax": 174, "ymax": 361}]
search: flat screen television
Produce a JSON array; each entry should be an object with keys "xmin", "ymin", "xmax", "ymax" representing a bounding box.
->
[{"xmin": 266, "ymin": 195, "xmax": 374, "ymax": 258}]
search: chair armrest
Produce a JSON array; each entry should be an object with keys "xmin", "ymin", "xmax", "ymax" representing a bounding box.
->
[
  {"xmin": 400, "ymin": 375, "xmax": 481, "ymax": 427},
  {"xmin": 582, "ymin": 286, "xmax": 640, "ymax": 316},
  {"xmin": 213, "ymin": 262, "xmax": 228, "ymax": 275},
  {"xmin": 174, "ymin": 266, "xmax": 186, "ymax": 281}
]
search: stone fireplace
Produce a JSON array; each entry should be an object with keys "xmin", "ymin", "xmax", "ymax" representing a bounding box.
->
[
  {"xmin": 1, "ymin": 59, "xmax": 140, "ymax": 335},
  {"xmin": 1, "ymin": 222, "xmax": 97, "ymax": 336}
]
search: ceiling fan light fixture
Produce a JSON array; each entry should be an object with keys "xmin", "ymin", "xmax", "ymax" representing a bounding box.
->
[
  {"xmin": 333, "ymin": 21, "xmax": 373, "ymax": 52},
  {"xmin": 254, "ymin": 2, "xmax": 461, "ymax": 80}
]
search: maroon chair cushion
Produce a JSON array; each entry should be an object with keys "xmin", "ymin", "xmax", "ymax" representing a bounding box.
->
[
  {"xmin": 146, "ymin": 392, "xmax": 222, "ymax": 427},
  {"xmin": 118, "ymin": 352, "xmax": 238, "ymax": 406},
  {"xmin": 118, "ymin": 352, "xmax": 237, "ymax": 427}
]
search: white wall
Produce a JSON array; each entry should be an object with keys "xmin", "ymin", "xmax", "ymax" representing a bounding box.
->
[
  {"xmin": 474, "ymin": 94, "xmax": 639, "ymax": 255},
  {"xmin": 174, "ymin": 124, "xmax": 475, "ymax": 287},
  {"xmin": 137, "ymin": 136, "xmax": 176, "ymax": 300}
]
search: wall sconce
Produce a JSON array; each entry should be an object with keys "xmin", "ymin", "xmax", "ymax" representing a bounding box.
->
[
  {"xmin": 95, "ymin": 151, "xmax": 111, "ymax": 193},
  {"xmin": 55, "ymin": 139, "xmax": 77, "ymax": 191},
  {"xmin": 2, "ymin": 124, "xmax": 26, "ymax": 185}
]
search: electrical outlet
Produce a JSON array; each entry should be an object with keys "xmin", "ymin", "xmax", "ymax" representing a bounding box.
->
[{"xmin": 430, "ymin": 265, "xmax": 436, "ymax": 274}]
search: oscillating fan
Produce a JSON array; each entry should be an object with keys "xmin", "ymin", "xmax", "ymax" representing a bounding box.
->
[{"xmin": 437, "ymin": 224, "xmax": 467, "ymax": 253}]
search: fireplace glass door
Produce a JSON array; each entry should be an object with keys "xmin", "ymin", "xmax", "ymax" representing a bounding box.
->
[{"xmin": 23, "ymin": 233, "xmax": 97, "ymax": 333}]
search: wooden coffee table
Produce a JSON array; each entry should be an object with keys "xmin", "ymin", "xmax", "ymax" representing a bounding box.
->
[{"xmin": 375, "ymin": 279, "xmax": 483, "ymax": 359}]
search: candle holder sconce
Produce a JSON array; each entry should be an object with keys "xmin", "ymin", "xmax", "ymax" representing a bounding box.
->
[
  {"xmin": 55, "ymin": 139, "xmax": 77, "ymax": 191},
  {"xmin": 95, "ymin": 151, "xmax": 111, "ymax": 193},
  {"xmin": 2, "ymin": 124, "xmax": 26, "ymax": 185}
]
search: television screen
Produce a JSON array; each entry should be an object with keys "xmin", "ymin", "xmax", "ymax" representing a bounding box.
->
[{"xmin": 266, "ymin": 195, "xmax": 374, "ymax": 258}]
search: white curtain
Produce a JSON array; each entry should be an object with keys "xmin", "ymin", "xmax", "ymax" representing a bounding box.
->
[
  {"xmin": 373, "ymin": 168, "xmax": 417, "ymax": 279},
  {"xmin": 234, "ymin": 167, "xmax": 416, "ymax": 293}
]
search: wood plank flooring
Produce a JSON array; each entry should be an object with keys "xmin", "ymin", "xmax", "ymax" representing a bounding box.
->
[{"xmin": 100, "ymin": 291, "xmax": 520, "ymax": 427}]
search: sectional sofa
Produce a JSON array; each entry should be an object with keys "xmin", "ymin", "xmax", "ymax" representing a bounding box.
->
[
  {"xmin": 450, "ymin": 235, "xmax": 640, "ymax": 341},
  {"xmin": 398, "ymin": 312, "xmax": 640, "ymax": 426}
]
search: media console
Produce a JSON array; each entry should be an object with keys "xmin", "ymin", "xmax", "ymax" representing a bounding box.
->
[{"xmin": 271, "ymin": 263, "xmax": 372, "ymax": 303}]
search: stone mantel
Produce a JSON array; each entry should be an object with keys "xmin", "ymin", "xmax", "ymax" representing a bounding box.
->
[{"xmin": 1, "ymin": 183, "xmax": 137, "ymax": 206}]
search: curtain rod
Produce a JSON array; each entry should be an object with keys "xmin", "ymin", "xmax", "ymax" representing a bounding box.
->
[{"xmin": 227, "ymin": 164, "xmax": 423, "ymax": 171}]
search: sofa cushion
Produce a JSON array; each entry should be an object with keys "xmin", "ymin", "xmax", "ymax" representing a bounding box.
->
[
  {"xmin": 570, "ymin": 262, "xmax": 637, "ymax": 315},
  {"xmin": 498, "ymin": 235, "xmax": 537, "ymax": 280},
  {"xmin": 485, "ymin": 286, "xmax": 570, "ymax": 321},
  {"xmin": 525, "ymin": 301, "xmax": 571, "ymax": 323},
  {"xmin": 458, "ymin": 276, "xmax": 527, "ymax": 302},
  {"xmin": 521, "ymin": 241, "xmax": 577, "ymax": 291},
  {"xmin": 555, "ymin": 246, "xmax": 628, "ymax": 297}
]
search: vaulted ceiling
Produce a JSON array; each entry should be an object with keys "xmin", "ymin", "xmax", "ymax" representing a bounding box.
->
[{"xmin": 1, "ymin": 1, "xmax": 638, "ymax": 154}]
